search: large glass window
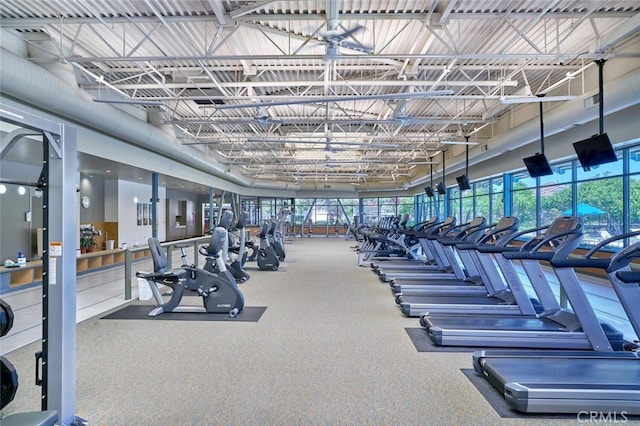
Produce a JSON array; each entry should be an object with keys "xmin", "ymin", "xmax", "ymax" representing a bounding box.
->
[
  {"xmin": 379, "ymin": 197, "xmax": 397, "ymax": 218},
  {"xmin": 362, "ymin": 198, "xmax": 379, "ymax": 225},
  {"xmin": 448, "ymin": 187, "xmax": 460, "ymax": 222},
  {"xmin": 575, "ymin": 154, "xmax": 624, "ymax": 247},
  {"xmin": 397, "ymin": 196, "xmax": 415, "ymax": 226},
  {"xmin": 474, "ymin": 181, "xmax": 490, "ymax": 221},
  {"xmin": 630, "ymin": 146, "xmax": 640, "ymax": 236},
  {"xmin": 259, "ymin": 198, "xmax": 275, "ymax": 222},
  {"xmin": 511, "ymin": 172, "xmax": 537, "ymax": 230},
  {"xmin": 490, "ymin": 177, "xmax": 504, "ymax": 223},
  {"xmin": 539, "ymin": 162, "xmax": 572, "ymax": 226}
]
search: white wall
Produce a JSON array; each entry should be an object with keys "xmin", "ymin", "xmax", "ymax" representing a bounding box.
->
[{"xmin": 116, "ymin": 180, "xmax": 166, "ymax": 246}]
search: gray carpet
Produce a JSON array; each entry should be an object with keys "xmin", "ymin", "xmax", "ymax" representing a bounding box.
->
[
  {"xmin": 1, "ymin": 238, "xmax": 585, "ymax": 425},
  {"xmin": 405, "ymin": 327, "xmax": 485, "ymax": 352},
  {"xmin": 101, "ymin": 305, "xmax": 267, "ymax": 322}
]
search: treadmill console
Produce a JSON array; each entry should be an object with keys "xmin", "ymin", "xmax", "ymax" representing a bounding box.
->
[
  {"xmin": 494, "ymin": 216, "xmax": 518, "ymax": 232},
  {"xmin": 547, "ymin": 216, "xmax": 582, "ymax": 235}
]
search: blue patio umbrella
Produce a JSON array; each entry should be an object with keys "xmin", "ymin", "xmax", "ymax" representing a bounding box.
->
[{"xmin": 563, "ymin": 203, "xmax": 605, "ymax": 216}]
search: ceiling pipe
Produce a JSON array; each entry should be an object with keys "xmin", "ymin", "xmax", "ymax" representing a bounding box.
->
[{"xmin": 0, "ymin": 47, "xmax": 254, "ymax": 188}]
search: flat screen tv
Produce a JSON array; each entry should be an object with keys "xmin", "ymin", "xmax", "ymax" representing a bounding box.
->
[
  {"xmin": 424, "ymin": 186, "xmax": 434, "ymax": 197},
  {"xmin": 456, "ymin": 174, "xmax": 471, "ymax": 190},
  {"xmin": 436, "ymin": 181, "xmax": 446, "ymax": 194},
  {"xmin": 523, "ymin": 152, "xmax": 553, "ymax": 177},
  {"xmin": 573, "ymin": 133, "xmax": 617, "ymax": 171}
]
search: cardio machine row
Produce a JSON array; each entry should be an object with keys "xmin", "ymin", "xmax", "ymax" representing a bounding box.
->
[
  {"xmin": 355, "ymin": 215, "xmax": 640, "ymax": 416},
  {"xmin": 136, "ymin": 210, "xmax": 287, "ymax": 319}
]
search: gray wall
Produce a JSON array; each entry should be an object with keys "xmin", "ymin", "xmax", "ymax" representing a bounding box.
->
[{"xmin": 79, "ymin": 175, "xmax": 105, "ymax": 224}]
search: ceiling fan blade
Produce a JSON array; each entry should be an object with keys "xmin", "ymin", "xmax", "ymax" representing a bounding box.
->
[
  {"xmin": 339, "ymin": 40, "xmax": 373, "ymax": 54},
  {"xmin": 215, "ymin": 90, "xmax": 454, "ymax": 110},
  {"xmin": 323, "ymin": 25, "xmax": 365, "ymax": 43}
]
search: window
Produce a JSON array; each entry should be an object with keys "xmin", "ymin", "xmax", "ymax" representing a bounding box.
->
[
  {"xmin": 539, "ymin": 162, "xmax": 573, "ymax": 226},
  {"xmin": 474, "ymin": 181, "xmax": 490, "ymax": 222},
  {"xmin": 490, "ymin": 177, "xmax": 504, "ymax": 223},
  {"xmin": 575, "ymin": 153, "xmax": 624, "ymax": 248},
  {"xmin": 511, "ymin": 172, "xmax": 537, "ymax": 230}
]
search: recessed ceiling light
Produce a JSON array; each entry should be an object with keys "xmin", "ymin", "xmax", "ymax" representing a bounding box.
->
[{"xmin": 105, "ymin": 169, "xmax": 111, "ymax": 173}]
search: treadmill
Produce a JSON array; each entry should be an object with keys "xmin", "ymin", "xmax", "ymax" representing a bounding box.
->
[
  {"xmin": 396, "ymin": 217, "xmax": 587, "ymax": 318},
  {"xmin": 390, "ymin": 217, "xmax": 519, "ymax": 297},
  {"xmin": 473, "ymin": 231, "xmax": 640, "ymax": 414},
  {"xmin": 378, "ymin": 217, "xmax": 486, "ymax": 283},
  {"xmin": 369, "ymin": 217, "xmax": 439, "ymax": 269},
  {"xmin": 422, "ymin": 216, "xmax": 625, "ymax": 350},
  {"xmin": 374, "ymin": 217, "xmax": 459, "ymax": 279},
  {"xmin": 357, "ymin": 216, "xmax": 409, "ymax": 266}
]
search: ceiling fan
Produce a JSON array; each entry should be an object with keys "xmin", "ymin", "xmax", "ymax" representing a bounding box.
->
[
  {"xmin": 251, "ymin": 107, "xmax": 283, "ymax": 127},
  {"xmin": 320, "ymin": 0, "xmax": 372, "ymax": 62},
  {"xmin": 319, "ymin": 25, "xmax": 373, "ymax": 63}
]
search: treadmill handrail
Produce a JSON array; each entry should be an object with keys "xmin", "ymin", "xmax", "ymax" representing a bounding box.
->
[
  {"xmin": 423, "ymin": 217, "xmax": 456, "ymax": 238},
  {"xmin": 525, "ymin": 229, "xmax": 579, "ymax": 253},
  {"xmin": 550, "ymin": 230, "xmax": 640, "ymax": 271},
  {"xmin": 584, "ymin": 230, "xmax": 640, "ymax": 257},
  {"xmin": 615, "ymin": 270, "xmax": 640, "ymax": 283},
  {"xmin": 504, "ymin": 228, "xmax": 582, "ymax": 260},
  {"xmin": 492, "ymin": 224, "xmax": 549, "ymax": 248},
  {"xmin": 439, "ymin": 220, "xmax": 488, "ymax": 245},
  {"xmin": 455, "ymin": 223, "xmax": 497, "ymax": 245},
  {"xmin": 474, "ymin": 218, "xmax": 519, "ymax": 246}
]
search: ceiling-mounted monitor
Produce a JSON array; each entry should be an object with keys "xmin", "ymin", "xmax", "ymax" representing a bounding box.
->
[
  {"xmin": 436, "ymin": 181, "xmax": 446, "ymax": 194},
  {"xmin": 456, "ymin": 175, "xmax": 471, "ymax": 190},
  {"xmin": 424, "ymin": 186, "xmax": 434, "ymax": 197},
  {"xmin": 523, "ymin": 153, "xmax": 553, "ymax": 177},
  {"xmin": 573, "ymin": 133, "xmax": 617, "ymax": 171}
]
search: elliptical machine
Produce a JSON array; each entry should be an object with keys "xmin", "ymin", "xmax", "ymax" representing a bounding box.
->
[
  {"xmin": 203, "ymin": 210, "xmax": 251, "ymax": 283},
  {"xmin": 257, "ymin": 222, "xmax": 280, "ymax": 271},
  {"xmin": 268, "ymin": 220, "xmax": 286, "ymax": 261},
  {"xmin": 226, "ymin": 212, "xmax": 251, "ymax": 282},
  {"xmin": 137, "ymin": 232, "xmax": 244, "ymax": 318}
]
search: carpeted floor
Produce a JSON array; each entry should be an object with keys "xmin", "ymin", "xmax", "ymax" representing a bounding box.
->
[{"xmin": 1, "ymin": 238, "xmax": 593, "ymax": 425}]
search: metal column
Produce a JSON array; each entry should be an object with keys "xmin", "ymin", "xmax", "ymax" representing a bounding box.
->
[
  {"xmin": 1, "ymin": 104, "xmax": 81, "ymax": 425},
  {"xmin": 151, "ymin": 172, "xmax": 158, "ymax": 238}
]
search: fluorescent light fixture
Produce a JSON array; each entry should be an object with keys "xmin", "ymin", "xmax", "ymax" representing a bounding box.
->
[
  {"xmin": 93, "ymin": 99, "xmax": 165, "ymax": 106},
  {"xmin": 440, "ymin": 140, "xmax": 479, "ymax": 145},
  {"xmin": 499, "ymin": 95, "xmax": 576, "ymax": 104}
]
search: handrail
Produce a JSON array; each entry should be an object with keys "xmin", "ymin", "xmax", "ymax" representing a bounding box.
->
[{"xmin": 123, "ymin": 235, "xmax": 210, "ymax": 300}]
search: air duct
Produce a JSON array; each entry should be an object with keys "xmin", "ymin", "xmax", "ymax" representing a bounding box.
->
[{"xmin": 0, "ymin": 47, "xmax": 253, "ymax": 188}]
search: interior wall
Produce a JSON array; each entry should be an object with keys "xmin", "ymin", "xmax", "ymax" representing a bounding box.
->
[
  {"xmin": 117, "ymin": 180, "xmax": 166, "ymax": 247},
  {"xmin": 79, "ymin": 175, "xmax": 105, "ymax": 224}
]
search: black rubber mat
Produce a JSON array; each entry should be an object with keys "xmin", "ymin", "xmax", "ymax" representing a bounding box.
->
[
  {"xmin": 101, "ymin": 304, "xmax": 267, "ymax": 322},
  {"xmin": 405, "ymin": 328, "xmax": 483, "ymax": 352}
]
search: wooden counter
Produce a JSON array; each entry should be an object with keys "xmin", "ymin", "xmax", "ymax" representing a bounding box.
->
[{"xmin": 0, "ymin": 248, "xmax": 150, "ymax": 293}]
